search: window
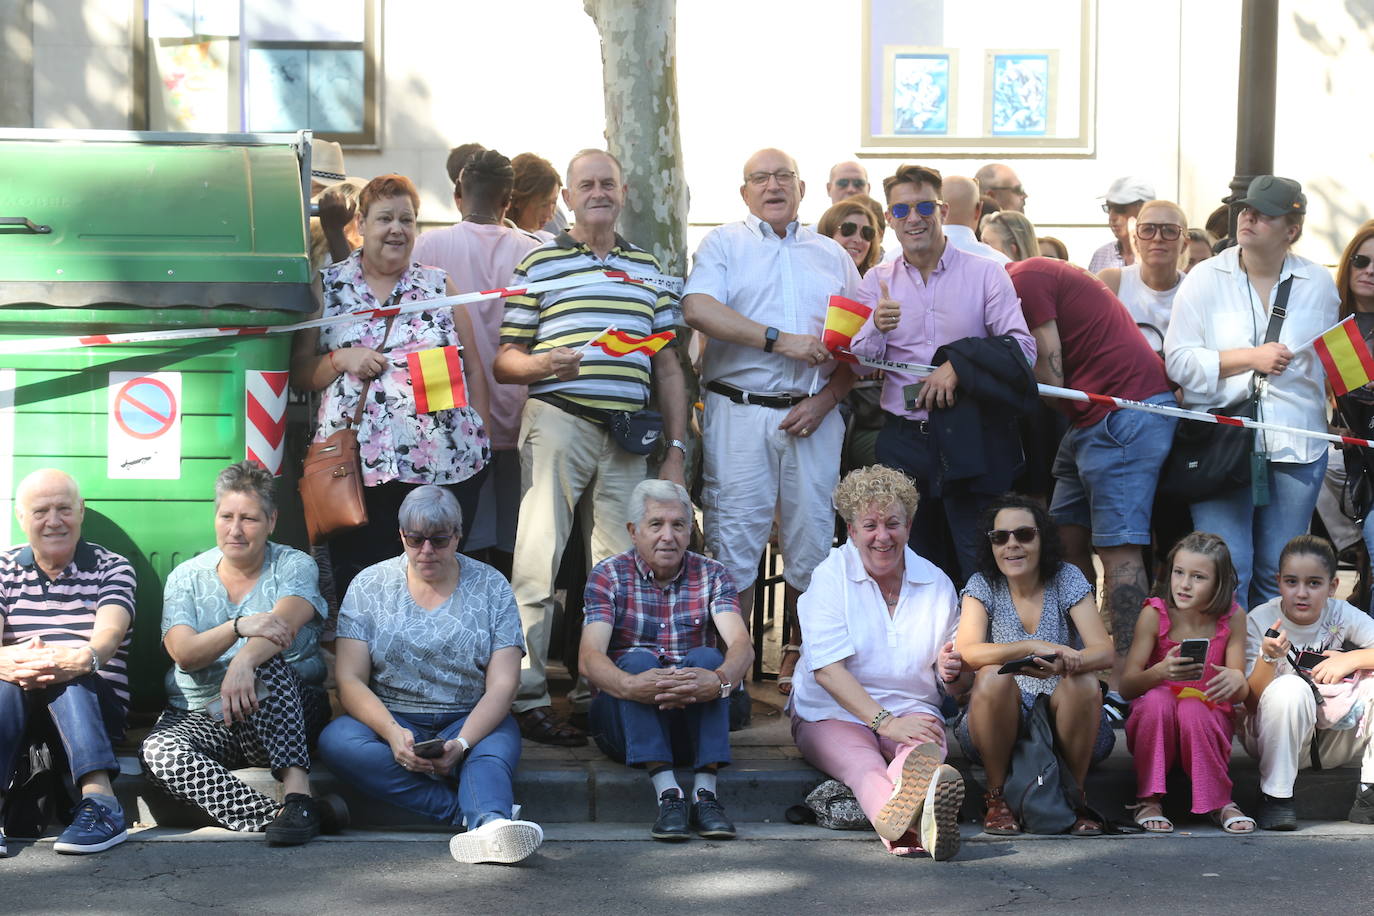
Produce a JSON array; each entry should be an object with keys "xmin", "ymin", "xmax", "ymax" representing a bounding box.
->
[{"xmin": 138, "ymin": 0, "xmax": 380, "ymax": 147}]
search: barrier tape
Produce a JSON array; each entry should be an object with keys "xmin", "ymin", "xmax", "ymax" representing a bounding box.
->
[
  {"xmin": 834, "ymin": 348, "xmax": 1374, "ymax": 451},
  {"xmin": 0, "ymin": 270, "xmax": 681, "ymax": 357}
]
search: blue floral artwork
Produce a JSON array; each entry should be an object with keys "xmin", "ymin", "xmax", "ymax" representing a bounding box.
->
[
  {"xmin": 990, "ymin": 53, "xmax": 1050, "ymax": 136},
  {"xmin": 892, "ymin": 54, "xmax": 950, "ymax": 135}
]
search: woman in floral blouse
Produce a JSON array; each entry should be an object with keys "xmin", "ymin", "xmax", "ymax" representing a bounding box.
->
[{"xmin": 291, "ymin": 173, "xmax": 491, "ymax": 598}]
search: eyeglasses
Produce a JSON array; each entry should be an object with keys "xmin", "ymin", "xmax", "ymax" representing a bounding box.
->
[
  {"xmin": 1136, "ymin": 223, "xmax": 1183, "ymax": 241},
  {"xmin": 890, "ymin": 200, "xmax": 941, "ymax": 220},
  {"xmin": 838, "ymin": 221, "xmax": 876, "ymax": 241},
  {"xmin": 1352, "ymin": 254, "xmax": 1374, "ymax": 270},
  {"xmin": 987, "ymin": 526, "xmax": 1039, "ymax": 546},
  {"xmin": 987, "ymin": 185, "xmax": 1027, "ymax": 197},
  {"xmin": 745, "ymin": 169, "xmax": 797, "ymax": 186},
  {"xmin": 402, "ymin": 531, "xmax": 455, "ymax": 549},
  {"xmin": 833, "ymin": 177, "xmax": 868, "ymax": 190}
]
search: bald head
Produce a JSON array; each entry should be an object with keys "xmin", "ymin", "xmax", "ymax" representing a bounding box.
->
[
  {"xmin": 943, "ymin": 176, "xmax": 981, "ymax": 229},
  {"xmin": 15, "ymin": 468, "xmax": 84, "ymax": 570},
  {"xmin": 974, "ymin": 162, "xmax": 1026, "ymax": 213},
  {"xmin": 16, "ymin": 468, "xmax": 80, "ymax": 511},
  {"xmin": 826, "ymin": 160, "xmax": 869, "ymax": 204},
  {"xmin": 741, "ymin": 148, "xmax": 805, "ymax": 235}
]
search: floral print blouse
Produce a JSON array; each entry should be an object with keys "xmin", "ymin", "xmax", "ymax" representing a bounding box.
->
[{"xmin": 314, "ymin": 250, "xmax": 490, "ymax": 487}]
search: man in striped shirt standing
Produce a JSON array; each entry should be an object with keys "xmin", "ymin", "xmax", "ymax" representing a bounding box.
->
[
  {"xmin": 495, "ymin": 148, "xmax": 689, "ymax": 747},
  {"xmin": 1, "ymin": 469, "xmax": 136, "ymax": 855}
]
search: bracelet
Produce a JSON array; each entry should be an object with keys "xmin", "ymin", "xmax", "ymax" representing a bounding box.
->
[
  {"xmin": 87, "ymin": 646, "xmax": 101, "ymax": 674},
  {"xmin": 233, "ymin": 616, "xmax": 243, "ymax": 638},
  {"xmin": 455, "ymin": 736, "xmax": 471, "ymax": 754},
  {"xmin": 328, "ymin": 350, "xmax": 342, "ymax": 374},
  {"xmin": 667, "ymin": 438, "xmax": 688, "ymax": 455},
  {"xmin": 869, "ymin": 708, "xmax": 894, "ymax": 733}
]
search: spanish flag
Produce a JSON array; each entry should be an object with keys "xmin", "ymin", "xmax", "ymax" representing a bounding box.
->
[
  {"xmin": 588, "ymin": 328, "xmax": 676, "ymax": 357},
  {"xmin": 823, "ymin": 296, "xmax": 873, "ymax": 352},
  {"xmin": 406, "ymin": 346, "xmax": 468, "ymax": 413},
  {"xmin": 1313, "ymin": 316, "xmax": 1374, "ymax": 396}
]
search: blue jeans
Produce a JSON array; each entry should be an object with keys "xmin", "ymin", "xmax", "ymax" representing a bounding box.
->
[
  {"xmin": 317, "ymin": 709, "xmax": 521, "ymax": 829},
  {"xmin": 1190, "ymin": 454, "xmax": 1328, "ymax": 609},
  {"xmin": 0, "ymin": 674, "xmax": 123, "ymax": 787},
  {"xmin": 589, "ymin": 647, "xmax": 732, "ymax": 769}
]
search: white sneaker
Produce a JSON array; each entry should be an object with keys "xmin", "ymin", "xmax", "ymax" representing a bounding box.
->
[{"xmin": 449, "ymin": 818, "xmax": 543, "ymax": 865}]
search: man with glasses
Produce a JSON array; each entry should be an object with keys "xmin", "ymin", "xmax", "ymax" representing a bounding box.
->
[
  {"xmin": 974, "ymin": 162, "xmax": 1028, "ymax": 214},
  {"xmin": 826, "ymin": 161, "xmax": 870, "ymax": 205},
  {"xmin": 682, "ymin": 148, "xmax": 861, "ymax": 687},
  {"xmin": 1088, "ymin": 176, "xmax": 1156, "ymax": 273},
  {"xmin": 850, "ymin": 165, "xmax": 1035, "ymax": 584}
]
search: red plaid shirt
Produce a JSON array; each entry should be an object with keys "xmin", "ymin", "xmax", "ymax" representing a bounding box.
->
[{"xmin": 583, "ymin": 549, "xmax": 740, "ymax": 665}]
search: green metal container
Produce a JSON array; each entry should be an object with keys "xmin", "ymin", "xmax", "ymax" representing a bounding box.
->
[{"xmin": 0, "ymin": 129, "xmax": 315, "ymax": 712}]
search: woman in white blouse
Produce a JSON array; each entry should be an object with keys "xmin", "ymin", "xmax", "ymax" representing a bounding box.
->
[
  {"xmin": 1164, "ymin": 176, "xmax": 1339, "ymax": 608},
  {"xmin": 789, "ymin": 466, "xmax": 970, "ymax": 860}
]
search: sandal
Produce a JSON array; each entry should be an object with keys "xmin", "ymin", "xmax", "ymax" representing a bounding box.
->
[
  {"xmin": 515, "ymin": 707, "xmax": 587, "ymax": 747},
  {"xmin": 1126, "ymin": 798, "xmax": 1174, "ymax": 833},
  {"xmin": 777, "ymin": 644, "xmax": 801, "ymax": 696},
  {"xmin": 1069, "ymin": 811, "xmax": 1103, "ymax": 837},
  {"xmin": 1211, "ymin": 802, "xmax": 1256, "ymax": 835},
  {"xmin": 981, "ymin": 787, "xmax": 1021, "ymax": 835}
]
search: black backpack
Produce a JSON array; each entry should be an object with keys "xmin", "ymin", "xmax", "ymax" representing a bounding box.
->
[
  {"xmin": 1004, "ymin": 694, "xmax": 1080, "ymax": 834},
  {"xmin": 2, "ymin": 716, "xmax": 76, "ymax": 839}
]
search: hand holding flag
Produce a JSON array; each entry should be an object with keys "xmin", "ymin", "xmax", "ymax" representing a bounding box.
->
[
  {"xmin": 1309, "ymin": 316, "xmax": 1374, "ymax": 395},
  {"xmin": 821, "ymin": 295, "xmax": 874, "ymax": 352}
]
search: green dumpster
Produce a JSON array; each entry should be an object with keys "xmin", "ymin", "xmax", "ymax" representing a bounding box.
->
[{"xmin": 0, "ymin": 128, "xmax": 315, "ymax": 713}]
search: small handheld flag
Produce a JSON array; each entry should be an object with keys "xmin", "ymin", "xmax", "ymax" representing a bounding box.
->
[
  {"xmin": 588, "ymin": 328, "xmax": 676, "ymax": 358},
  {"xmin": 822, "ymin": 296, "xmax": 873, "ymax": 352},
  {"xmin": 407, "ymin": 346, "xmax": 468, "ymax": 413},
  {"xmin": 1312, "ymin": 316, "xmax": 1374, "ymax": 396}
]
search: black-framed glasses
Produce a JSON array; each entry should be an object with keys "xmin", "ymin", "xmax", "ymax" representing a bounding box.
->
[
  {"xmin": 987, "ymin": 526, "xmax": 1038, "ymax": 546},
  {"xmin": 745, "ymin": 169, "xmax": 797, "ymax": 186},
  {"xmin": 1136, "ymin": 223, "xmax": 1183, "ymax": 241},
  {"xmin": 1352, "ymin": 254, "xmax": 1374, "ymax": 270},
  {"xmin": 833, "ymin": 177, "xmax": 868, "ymax": 190},
  {"xmin": 402, "ymin": 531, "xmax": 455, "ymax": 549},
  {"xmin": 838, "ymin": 221, "xmax": 876, "ymax": 241},
  {"xmin": 890, "ymin": 200, "xmax": 940, "ymax": 219},
  {"xmin": 987, "ymin": 185, "xmax": 1026, "ymax": 197}
]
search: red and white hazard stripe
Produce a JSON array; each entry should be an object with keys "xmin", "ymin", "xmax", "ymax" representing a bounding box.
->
[{"xmin": 245, "ymin": 370, "xmax": 289, "ymax": 476}]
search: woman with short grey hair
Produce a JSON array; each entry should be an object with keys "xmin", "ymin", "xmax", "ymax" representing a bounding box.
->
[{"xmin": 318, "ymin": 485, "xmax": 542, "ymax": 864}]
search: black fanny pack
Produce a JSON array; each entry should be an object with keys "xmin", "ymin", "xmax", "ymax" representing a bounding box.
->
[{"xmin": 537, "ymin": 394, "xmax": 663, "ymax": 455}]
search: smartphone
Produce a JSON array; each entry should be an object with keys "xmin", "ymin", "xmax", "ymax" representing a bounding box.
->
[
  {"xmin": 412, "ymin": 738, "xmax": 447, "ymax": 759},
  {"xmin": 903, "ymin": 381, "xmax": 926, "ymax": 411},
  {"xmin": 1179, "ymin": 638, "xmax": 1209, "ymax": 665},
  {"xmin": 1294, "ymin": 650, "xmax": 1326, "ymax": 671},
  {"xmin": 204, "ymin": 678, "xmax": 271, "ymax": 720},
  {"xmin": 997, "ymin": 653, "xmax": 1059, "ymax": 675}
]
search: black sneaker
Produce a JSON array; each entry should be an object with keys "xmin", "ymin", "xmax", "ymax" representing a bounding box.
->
[
  {"xmin": 266, "ymin": 793, "xmax": 322, "ymax": 846},
  {"xmin": 1349, "ymin": 785, "xmax": 1374, "ymax": 825},
  {"xmin": 651, "ymin": 790, "xmax": 691, "ymax": 841},
  {"xmin": 1257, "ymin": 793, "xmax": 1297, "ymax": 831},
  {"xmin": 690, "ymin": 789, "xmax": 737, "ymax": 840}
]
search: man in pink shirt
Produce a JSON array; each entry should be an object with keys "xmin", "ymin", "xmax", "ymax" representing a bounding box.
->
[
  {"xmin": 414, "ymin": 150, "xmax": 542, "ymax": 564},
  {"xmin": 851, "ymin": 165, "xmax": 1035, "ymax": 582}
]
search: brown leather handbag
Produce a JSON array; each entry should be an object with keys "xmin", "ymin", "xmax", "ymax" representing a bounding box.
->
[{"xmin": 299, "ymin": 312, "xmax": 397, "ymax": 545}]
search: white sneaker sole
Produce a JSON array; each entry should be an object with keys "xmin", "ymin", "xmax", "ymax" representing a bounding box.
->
[
  {"xmin": 919, "ymin": 764, "xmax": 964, "ymax": 862},
  {"xmin": 449, "ymin": 820, "xmax": 542, "ymax": 865},
  {"xmin": 53, "ymin": 828, "xmax": 128, "ymax": 855},
  {"xmin": 873, "ymin": 742, "xmax": 941, "ymax": 842}
]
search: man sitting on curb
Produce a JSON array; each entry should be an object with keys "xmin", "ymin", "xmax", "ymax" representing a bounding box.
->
[{"xmin": 580, "ymin": 479, "xmax": 754, "ymax": 841}]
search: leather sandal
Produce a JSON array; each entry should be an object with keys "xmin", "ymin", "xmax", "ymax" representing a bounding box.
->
[
  {"xmin": 515, "ymin": 707, "xmax": 587, "ymax": 747},
  {"xmin": 982, "ymin": 787, "xmax": 1021, "ymax": 835}
]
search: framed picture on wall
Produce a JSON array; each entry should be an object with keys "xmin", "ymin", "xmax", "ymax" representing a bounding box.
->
[
  {"xmin": 986, "ymin": 51, "xmax": 1056, "ymax": 136},
  {"xmin": 883, "ymin": 49, "xmax": 956, "ymax": 136}
]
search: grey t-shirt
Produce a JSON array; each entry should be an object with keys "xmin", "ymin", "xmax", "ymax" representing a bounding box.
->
[{"xmin": 337, "ymin": 554, "xmax": 525, "ymax": 714}]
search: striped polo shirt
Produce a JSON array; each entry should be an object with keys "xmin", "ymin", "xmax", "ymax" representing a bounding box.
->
[
  {"xmin": 500, "ymin": 231, "xmax": 678, "ymax": 413},
  {"xmin": 1, "ymin": 540, "xmax": 137, "ymax": 711}
]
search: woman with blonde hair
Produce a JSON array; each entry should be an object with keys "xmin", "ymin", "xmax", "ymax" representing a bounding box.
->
[{"xmin": 980, "ymin": 211, "xmax": 1039, "ymax": 262}]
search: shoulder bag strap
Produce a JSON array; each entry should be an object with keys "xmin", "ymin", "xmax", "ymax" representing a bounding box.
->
[{"xmin": 348, "ymin": 294, "xmax": 401, "ymax": 429}]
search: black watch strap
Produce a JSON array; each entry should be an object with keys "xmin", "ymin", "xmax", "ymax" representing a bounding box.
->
[{"xmin": 764, "ymin": 326, "xmax": 779, "ymax": 353}]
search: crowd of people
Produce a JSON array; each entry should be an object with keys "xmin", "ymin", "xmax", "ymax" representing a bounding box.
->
[{"xmin": 4, "ymin": 143, "xmax": 1374, "ymax": 867}]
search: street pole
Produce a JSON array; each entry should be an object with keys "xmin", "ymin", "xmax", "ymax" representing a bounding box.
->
[{"xmin": 1226, "ymin": 0, "xmax": 1279, "ymax": 240}]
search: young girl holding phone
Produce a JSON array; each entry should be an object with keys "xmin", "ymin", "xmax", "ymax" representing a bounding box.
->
[
  {"xmin": 1120, "ymin": 532, "xmax": 1254, "ymax": 833},
  {"xmin": 1241, "ymin": 535, "xmax": 1374, "ymax": 829}
]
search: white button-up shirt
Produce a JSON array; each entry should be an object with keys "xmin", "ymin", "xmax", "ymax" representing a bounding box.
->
[
  {"xmin": 686, "ymin": 214, "xmax": 861, "ymax": 394},
  {"xmin": 1164, "ymin": 245, "xmax": 1338, "ymax": 464},
  {"xmin": 943, "ymin": 224, "xmax": 1012, "ymax": 265}
]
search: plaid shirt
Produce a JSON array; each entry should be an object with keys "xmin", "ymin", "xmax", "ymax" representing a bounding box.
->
[{"xmin": 583, "ymin": 549, "xmax": 740, "ymax": 665}]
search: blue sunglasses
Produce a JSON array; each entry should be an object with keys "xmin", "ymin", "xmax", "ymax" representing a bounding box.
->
[{"xmin": 890, "ymin": 200, "xmax": 941, "ymax": 219}]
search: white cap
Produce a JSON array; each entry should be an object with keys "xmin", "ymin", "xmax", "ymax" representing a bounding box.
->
[{"xmin": 1099, "ymin": 176, "xmax": 1155, "ymax": 205}]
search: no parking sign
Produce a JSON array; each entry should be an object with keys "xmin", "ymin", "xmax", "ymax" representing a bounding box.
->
[{"xmin": 108, "ymin": 372, "xmax": 182, "ymax": 479}]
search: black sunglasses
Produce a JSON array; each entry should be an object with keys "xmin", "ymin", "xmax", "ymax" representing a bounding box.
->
[
  {"xmin": 833, "ymin": 177, "xmax": 867, "ymax": 190},
  {"xmin": 987, "ymin": 526, "xmax": 1038, "ymax": 546},
  {"xmin": 1136, "ymin": 223, "xmax": 1183, "ymax": 241},
  {"xmin": 1352, "ymin": 254, "xmax": 1374, "ymax": 270},
  {"xmin": 838, "ymin": 221, "xmax": 876, "ymax": 241},
  {"xmin": 402, "ymin": 531, "xmax": 455, "ymax": 549},
  {"xmin": 890, "ymin": 200, "xmax": 940, "ymax": 219}
]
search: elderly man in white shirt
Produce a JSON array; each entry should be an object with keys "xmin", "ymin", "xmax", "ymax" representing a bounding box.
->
[{"xmin": 683, "ymin": 148, "xmax": 862, "ymax": 693}]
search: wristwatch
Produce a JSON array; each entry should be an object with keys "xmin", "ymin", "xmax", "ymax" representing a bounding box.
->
[
  {"xmin": 667, "ymin": 438, "xmax": 688, "ymax": 455},
  {"xmin": 1261, "ymin": 654, "xmax": 1280, "ymax": 664},
  {"xmin": 763, "ymin": 326, "xmax": 779, "ymax": 353},
  {"xmin": 715, "ymin": 670, "xmax": 731, "ymax": 699}
]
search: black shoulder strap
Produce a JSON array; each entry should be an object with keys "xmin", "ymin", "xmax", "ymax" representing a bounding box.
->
[{"xmin": 1263, "ymin": 274, "xmax": 1294, "ymax": 344}]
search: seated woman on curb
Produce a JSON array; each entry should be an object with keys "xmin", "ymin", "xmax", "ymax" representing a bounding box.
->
[
  {"xmin": 317, "ymin": 485, "xmax": 541, "ymax": 865},
  {"xmin": 790, "ymin": 466, "xmax": 970, "ymax": 861},
  {"xmin": 140, "ymin": 460, "xmax": 344, "ymax": 846},
  {"xmin": 954, "ymin": 494, "xmax": 1115, "ymax": 836}
]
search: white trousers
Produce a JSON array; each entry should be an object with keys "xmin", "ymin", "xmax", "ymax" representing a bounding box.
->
[{"xmin": 1238, "ymin": 673, "xmax": 1374, "ymax": 798}]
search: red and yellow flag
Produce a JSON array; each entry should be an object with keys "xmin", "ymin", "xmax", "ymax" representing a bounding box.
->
[
  {"xmin": 588, "ymin": 328, "xmax": 676, "ymax": 357},
  {"xmin": 1313, "ymin": 316, "xmax": 1374, "ymax": 396},
  {"xmin": 406, "ymin": 346, "xmax": 468, "ymax": 413},
  {"xmin": 822, "ymin": 295, "xmax": 873, "ymax": 352}
]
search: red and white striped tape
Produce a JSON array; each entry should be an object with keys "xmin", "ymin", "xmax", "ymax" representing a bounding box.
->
[{"xmin": 245, "ymin": 370, "xmax": 289, "ymax": 476}]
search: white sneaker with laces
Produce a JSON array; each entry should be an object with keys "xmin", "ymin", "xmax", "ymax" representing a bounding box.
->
[{"xmin": 449, "ymin": 818, "xmax": 543, "ymax": 865}]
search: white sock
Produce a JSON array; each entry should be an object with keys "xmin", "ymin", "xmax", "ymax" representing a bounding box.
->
[
  {"xmin": 650, "ymin": 767, "xmax": 681, "ymax": 800},
  {"xmin": 693, "ymin": 770, "xmax": 717, "ymax": 798}
]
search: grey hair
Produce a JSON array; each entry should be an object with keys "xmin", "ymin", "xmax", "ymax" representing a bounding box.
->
[
  {"xmin": 629, "ymin": 479, "xmax": 693, "ymax": 527},
  {"xmin": 566, "ymin": 148, "xmax": 624, "ymax": 186},
  {"xmin": 214, "ymin": 460, "xmax": 277, "ymax": 517},
  {"xmin": 398, "ymin": 484, "xmax": 463, "ymax": 536}
]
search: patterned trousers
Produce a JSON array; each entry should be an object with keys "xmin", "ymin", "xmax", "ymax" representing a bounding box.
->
[{"xmin": 139, "ymin": 655, "xmax": 330, "ymax": 831}]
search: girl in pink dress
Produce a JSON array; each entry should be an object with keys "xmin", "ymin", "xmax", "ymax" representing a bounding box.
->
[{"xmin": 1120, "ymin": 532, "xmax": 1255, "ymax": 833}]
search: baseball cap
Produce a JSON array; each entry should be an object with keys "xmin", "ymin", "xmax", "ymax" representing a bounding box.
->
[
  {"xmin": 1235, "ymin": 175, "xmax": 1306, "ymax": 217},
  {"xmin": 1100, "ymin": 176, "xmax": 1156, "ymax": 205}
]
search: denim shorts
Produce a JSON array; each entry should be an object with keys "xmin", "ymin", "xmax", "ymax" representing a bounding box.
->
[{"xmin": 1050, "ymin": 393, "xmax": 1178, "ymax": 546}]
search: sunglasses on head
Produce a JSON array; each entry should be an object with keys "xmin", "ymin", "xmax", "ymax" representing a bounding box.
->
[
  {"xmin": 890, "ymin": 200, "xmax": 940, "ymax": 220},
  {"xmin": 838, "ymin": 221, "xmax": 876, "ymax": 241},
  {"xmin": 834, "ymin": 177, "xmax": 867, "ymax": 190},
  {"xmin": 402, "ymin": 532, "xmax": 454, "ymax": 549},
  {"xmin": 1352, "ymin": 254, "xmax": 1374, "ymax": 270},
  {"xmin": 987, "ymin": 526, "xmax": 1038, "ymax": 546},
  {"xmin": 1136, "ymin": 222, "xmax": 1183, "ymax": 241}
]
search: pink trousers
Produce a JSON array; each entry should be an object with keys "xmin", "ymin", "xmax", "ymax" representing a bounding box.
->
[{"xmin": 1125, "ymin": 685, "xmax": 1234, "ymax": 813}]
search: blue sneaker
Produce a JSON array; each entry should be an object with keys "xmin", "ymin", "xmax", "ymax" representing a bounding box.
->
[{"xmin": 53, "ymin": 797, "xmax": 127, "ymax": 855}]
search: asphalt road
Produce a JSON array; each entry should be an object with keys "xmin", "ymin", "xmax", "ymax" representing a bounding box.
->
[{"xmin": 5, "ymin": 822, "xmax": 1374, "ymax": 915}]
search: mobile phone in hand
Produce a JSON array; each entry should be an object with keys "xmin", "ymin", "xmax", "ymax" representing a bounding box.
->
[
  {"xmin": 1294, "ymin": 650, "xmax": 1326, "ymax": 671},
  {"xmin": 412, "ymin": 738, "xmax": 447, "ymax": 759},
  {"xmin": 997, "ymin": 653, "xmax": 1059, "ymax": 675},
  {"xmin": 1179, "ymin": 638, "xmax": 1209, "ymax": 665}
]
